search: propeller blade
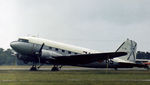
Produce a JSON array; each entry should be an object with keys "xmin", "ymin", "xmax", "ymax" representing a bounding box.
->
[
  {"xmin": 39, "ymin": 43, "xmax": 45, "ymax": 55},
  {"xmin": 37, "ymin": 43, "xmax": 45, "ymax": 68}
]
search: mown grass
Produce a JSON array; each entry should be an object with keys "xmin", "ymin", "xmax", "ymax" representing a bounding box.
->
[
  {"xmin": 0, "ymin": 70, "xmax": 149, "ymax": 85},
  {"xmin": 0, "ymin": 65, "xmax": 80, "ymax": 68}
]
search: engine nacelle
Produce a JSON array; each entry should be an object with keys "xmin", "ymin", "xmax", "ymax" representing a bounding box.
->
[{"xmin": 41, "ymin": 50, "xmax": 62, "ymax": 59}]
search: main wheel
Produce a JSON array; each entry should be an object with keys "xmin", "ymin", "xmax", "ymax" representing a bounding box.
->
[
  {"xmin": 51, "ymin": 67, "xmax": 59, "ymax": 71},
  {"xmin": 30, "ymin": 66, "xmax": 38, "ymax": 71}
]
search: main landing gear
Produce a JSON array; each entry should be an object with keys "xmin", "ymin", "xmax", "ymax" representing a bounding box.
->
[
  {"xmin": 30, "ymin": 65, "xmax": 38, "ymax": 71},
  {"xmin": 30, "ymin": 64, "xmax": 63, "ymax": 71},
  {"xmin": 30, "ymin": 62, "xmax": 42, "ymax": 71},
  {"xmin": 51, "ymin": 65, "xmax": 62, "ymax": 71}
]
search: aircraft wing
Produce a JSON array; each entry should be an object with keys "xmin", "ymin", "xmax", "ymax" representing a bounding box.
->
[{"xmin": 51, "ymin": 52, "xmax": 127, "ymax": 65}]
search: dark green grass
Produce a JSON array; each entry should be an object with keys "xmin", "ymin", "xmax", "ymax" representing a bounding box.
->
[{"xmin": 0, "ymin": 70, "xmax": 149, "ymax": 85}]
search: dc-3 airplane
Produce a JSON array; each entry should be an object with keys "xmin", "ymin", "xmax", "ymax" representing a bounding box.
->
[{"xmin": 10, "ymin": 37, "xmax": 147, "ymax": 71}]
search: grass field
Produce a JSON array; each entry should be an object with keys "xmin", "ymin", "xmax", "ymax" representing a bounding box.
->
[{"xmin": 0, "ymin": 69, "xmax": 149, "ymax": 85}]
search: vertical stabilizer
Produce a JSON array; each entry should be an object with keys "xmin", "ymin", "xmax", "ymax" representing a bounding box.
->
[{"xmin": 116, "ymin": 39, "xmax": 137, "ymax": 62}]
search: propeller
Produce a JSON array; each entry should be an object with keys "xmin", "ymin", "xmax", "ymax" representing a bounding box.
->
[
  {"xmin": 38, "ymin": 43, "xmax": 45, "ymax": 57},
  {"xmin": 37, "ymin": 43, "xmax": 45, "ymax": 68}
]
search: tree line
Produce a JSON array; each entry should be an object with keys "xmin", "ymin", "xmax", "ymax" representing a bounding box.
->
[
  {"xmin": 0, "ymin": 48, "xmax": 26, "ymax": 65},
  {"xmin": 0, "ymin": 48, "xmax": 149, "ymax": 65},
  {"xmin": 136, "ymin": 51, "xmax": 150, "ymax": 59}
]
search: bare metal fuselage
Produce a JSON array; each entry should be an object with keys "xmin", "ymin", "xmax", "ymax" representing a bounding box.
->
[{"xmin": 11, "ymin": 41, "xmax": 133, "ymax": 68}]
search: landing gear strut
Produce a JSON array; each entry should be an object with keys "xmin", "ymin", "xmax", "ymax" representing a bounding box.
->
[{"xmin": 30, "ymin": 62, "xmax": 38, "ymax": 71}]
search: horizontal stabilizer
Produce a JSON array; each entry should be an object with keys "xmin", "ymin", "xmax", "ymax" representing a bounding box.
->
[{"xmin": 118, "ymin": 62, "xmax": 148, "ymax": 68}]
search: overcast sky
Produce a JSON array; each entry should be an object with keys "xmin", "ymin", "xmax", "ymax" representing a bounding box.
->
[{"xmin": 0, "ymin": 0, "xmax": 150, "ymax": 52}]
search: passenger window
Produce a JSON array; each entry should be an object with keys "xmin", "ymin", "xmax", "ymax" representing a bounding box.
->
[
  {"xmin": 49, "ymin": 47, "xmax": 52, "ymax": 49},
  {"xmin": 68, "ymin": 51, "xmax": 71, "ymax": 54},
  {"xmin": 62, "ymin": 50, "xmax": 65, "ymax": 52},
  {"xmin": 74, "ymin": 53, "xmax": 78, "ymax": 55},
  {"xmin": 55, "ymin": 48, "xmax": 58, "ymax": 51}
]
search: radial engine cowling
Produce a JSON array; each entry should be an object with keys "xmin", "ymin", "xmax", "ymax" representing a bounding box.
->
[{"xmin": 41, "ymin": 50, "xmax": 62, "ymax": 59}]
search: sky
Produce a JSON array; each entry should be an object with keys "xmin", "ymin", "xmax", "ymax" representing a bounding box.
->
[{"xmin": 0, "ymin": 0, "xmax": 150, "ymax": 52}]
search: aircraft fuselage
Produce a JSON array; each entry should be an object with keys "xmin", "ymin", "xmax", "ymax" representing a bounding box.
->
[{"xmin": 10, "ymin": 37, "xmax": 139, "ymax": 70}]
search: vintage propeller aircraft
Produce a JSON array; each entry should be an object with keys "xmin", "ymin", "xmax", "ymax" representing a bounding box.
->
[{"xmin": 10, "ymin": 37, "xmax": 141, "ymax": 71}]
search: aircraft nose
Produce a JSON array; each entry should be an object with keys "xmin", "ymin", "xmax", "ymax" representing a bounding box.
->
[
  {"xmin": 10, "ymin": 41, "xmax": 35, "ymax": 55},
  {"xmin": 10, "ymin": 41, "xmax": 18, "ymax": 50},
  {"xmin": 10, "ymin": 41, "xmax": 24, "ymax": 53}
]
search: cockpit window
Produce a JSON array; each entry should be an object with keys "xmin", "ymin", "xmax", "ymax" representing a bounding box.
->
[{"xmin": 18, "ymin": 39, "xmax": 29, "ymax": 43}]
